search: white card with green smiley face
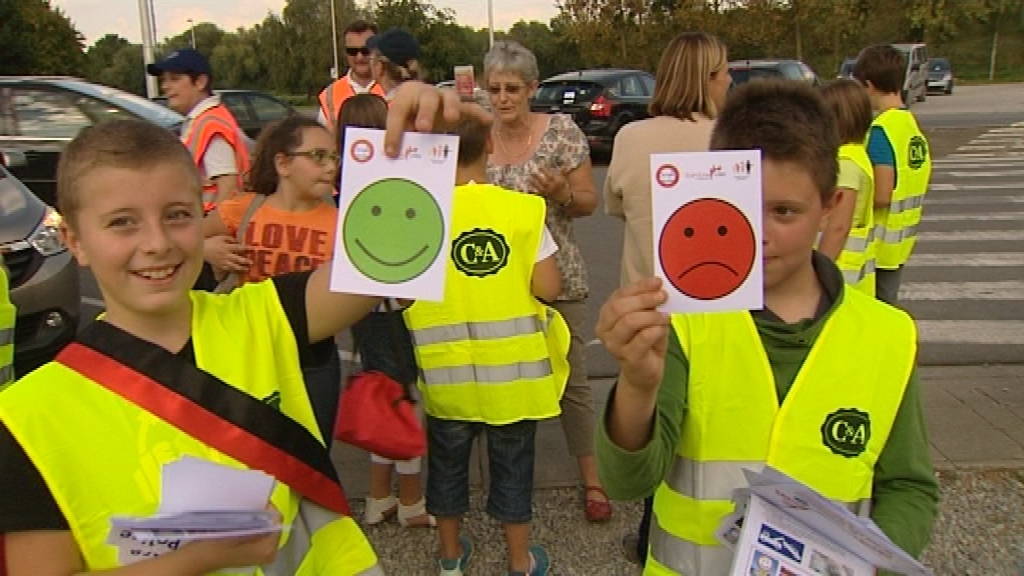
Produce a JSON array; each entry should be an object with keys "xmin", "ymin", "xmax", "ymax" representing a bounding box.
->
[{"xmin": 332, "ymin": 127, "xmax": 458, "ymax": 301}]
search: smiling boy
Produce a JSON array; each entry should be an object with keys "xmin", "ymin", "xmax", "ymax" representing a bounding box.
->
[
  {"xmin": 0, "ymin": 119, "xmax": 384, "ymax": 574},
  {"xmin": 594, "ymin": 80, "xmax": 938, "ymax": 576}
]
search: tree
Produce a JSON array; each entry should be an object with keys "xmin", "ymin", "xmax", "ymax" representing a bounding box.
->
[
  {"xmin": 210, "ymin": 29, "xmax": 263, "ymax": 89},
  {"xmin": 159, "ymin": 22, "xmax": 226, "ymax": 58},
  {"xmin": 85, "ymin": 34, "xmax": 131, "ymax": 80},
  {"xmin": 1, "ymin": 0, "xmax": 85, "ymax": 75}
]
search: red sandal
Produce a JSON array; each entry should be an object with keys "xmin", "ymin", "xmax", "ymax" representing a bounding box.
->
[{"xmin": 584, "ymin": 485, "xmax": 613, "ymax": 522}]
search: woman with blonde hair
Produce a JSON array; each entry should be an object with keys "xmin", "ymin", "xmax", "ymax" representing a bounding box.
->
[{"xmin": 601, "ymin": 31, "xmax": 731, "ymax": 567}]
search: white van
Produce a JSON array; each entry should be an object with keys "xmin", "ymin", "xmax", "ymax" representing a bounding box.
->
[{"xmin": 892, "ymin": 43, "xmax": 929, "ymax": 105}]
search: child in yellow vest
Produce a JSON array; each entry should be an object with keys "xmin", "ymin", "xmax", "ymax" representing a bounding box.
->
[
  {"xmin": 403, "ymin": 116, "xmax": 566, "ymax": 576},
  {"xmin": 594, "ymin": 80, "xmax": 937, "ymax": 576},
  {"xmin": 817, "ymin": 78, "xmax": 878, "ymax": 296}
]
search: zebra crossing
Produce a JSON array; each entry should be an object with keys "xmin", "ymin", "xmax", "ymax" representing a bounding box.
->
[{"xmin": 902, "ymin": 122, "xmax": 1024, "ymax": 364}]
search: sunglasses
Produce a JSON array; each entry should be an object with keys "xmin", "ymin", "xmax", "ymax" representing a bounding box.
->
[
  {"xmin": 345, "ymin": 47, "xmax": 371, "ymax": 57},
  {"xmin": 287, "ymin": 149, "xmax": 341, "ymax": 165}
]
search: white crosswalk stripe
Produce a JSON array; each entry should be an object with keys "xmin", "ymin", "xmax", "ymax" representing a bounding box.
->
[{"xmin": 902, "ymin": 123, "xmax": 1024, "ymax": 361}]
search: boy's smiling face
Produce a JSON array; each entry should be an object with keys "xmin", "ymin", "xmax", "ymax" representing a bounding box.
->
[
  {"xmin": 761, "ymin": 159, "xmax": 834, "ymax": 292},
  {"xmin": 62, "ymin": 162, "xmax": 204, "ymax": 324}
]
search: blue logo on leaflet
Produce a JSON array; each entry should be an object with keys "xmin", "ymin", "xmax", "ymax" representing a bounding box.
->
[{"xmin": 758, "ymin": 524, "xmax": 804, "ymax": 563}]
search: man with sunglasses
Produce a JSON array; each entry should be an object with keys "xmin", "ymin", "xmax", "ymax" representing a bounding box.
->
[{"xmin": 317, "ymin": 20, "xmax": 386, "ymax": 130}]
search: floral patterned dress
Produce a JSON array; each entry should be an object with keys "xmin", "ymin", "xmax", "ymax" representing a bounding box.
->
[{"xmin": 486, "ymin": 114, "xmax": 591, "ymax": 302}]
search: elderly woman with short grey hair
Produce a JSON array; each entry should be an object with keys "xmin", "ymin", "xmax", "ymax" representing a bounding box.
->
[{"xmin": 483, "ymin": 40, "xmax": 610, "ymax": 523}]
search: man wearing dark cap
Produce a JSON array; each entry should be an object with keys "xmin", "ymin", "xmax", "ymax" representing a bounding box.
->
[
  {"xmin": 367, "ymin": 28, "xmax": 422, "ymax": 102},
  {"xmin": 147, "ymin": 48, "xmax": 250, "ymax": 213},
  {"xmin": 317, "ymin": 19, "xmax": 386, "ymax": 130}
]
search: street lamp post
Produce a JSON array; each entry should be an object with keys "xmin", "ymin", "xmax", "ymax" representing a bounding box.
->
[
  {"xmin": 188, "ymin": 18, "xmax": 196, "ymax": 49},
  {"xmin": 138, "ymin": 0, "xmax": 158, "ymax": 99},
  {"xmin": 487, "ymin": 0, "xmax": 495, "ymax": 50},
  {"xmin": 329, "ymin": 0, "xmax": 340, "ymax": 80}
]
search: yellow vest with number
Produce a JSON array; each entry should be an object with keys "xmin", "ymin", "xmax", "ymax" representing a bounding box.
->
[
  {"xmin": 645, "ymin": 287, "xmax": 916, "ymax": 576},
  {"xmin": 0, "ymin": 281, "xmax": 380, "ymax": 575},
  {"xmin": 0, "ymin": 255, "xmax": 15, "ymax": 386},
  {"xmin": 872, "ymin": 108, "xmax": 932, "ymax": 269},
  {"xmin": 404, "ymin": 183, "xmax": 570, "ymax": 424},
  {"xmin": 837, "ymin": 143, "xmax": 877, "ymax": 296}
]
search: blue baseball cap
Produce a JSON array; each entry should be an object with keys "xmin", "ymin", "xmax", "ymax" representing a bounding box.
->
[
  {"xmin": 146, "ymin": 49, "xmax": 211, "ymax": 77},
  {"xmin": 367, "ymin": 28, "xmax": 420, "ymax": 68}
]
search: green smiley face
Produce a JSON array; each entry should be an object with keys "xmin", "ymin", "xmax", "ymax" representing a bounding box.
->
[{"xmin": 343, "ymin": 178, "xmax": 444, "ymax": 284}]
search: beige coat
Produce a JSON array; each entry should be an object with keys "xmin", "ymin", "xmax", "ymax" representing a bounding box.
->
[{"xmin": 603, "ymin": 114, "xmax": 717, "ymax": 287}]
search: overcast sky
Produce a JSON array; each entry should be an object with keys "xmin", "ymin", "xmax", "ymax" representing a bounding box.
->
[{"xmin": 51, "ymin": 0, "xmax": 559, "ymax": 45}]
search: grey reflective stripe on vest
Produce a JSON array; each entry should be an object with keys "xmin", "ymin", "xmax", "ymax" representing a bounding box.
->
[
  {"xmin": 842, "ymin": 257, "xmax": 877, "ymax": 285},
  {"xmin": 0, "ymin": 364, "xmax": 13, "ymax": 386},
  {"xmin": 889, "ymin": 193, "xmax": 925, "ymax": 215},
  {"xmin": 843, "ymin": 234, "xmax": 871, "ymax": 253},
  {"xmin": 875, "ymin": 223, "xmax": 920, "ymax": 244},
  {"xmin": 649, "ymin": 510, "xmax": 734, "ymax": 575},
  {"xmin": 411, "ymin": 315, "xmax": 541, "ymax": 346},
  {"xmin": 665, "ymin": 455, "xmax": 765, "ymax": 501},
  {"xmin": 0, "ymin": 327, "xmax": 13, "ymax": 346},
  {"xmin": 263, "ymin": 500, "xmax": 383, "ymax": 575},
  {"xmin": 421, "ymin": 359, "xmax": 553, "ymax": 386}
]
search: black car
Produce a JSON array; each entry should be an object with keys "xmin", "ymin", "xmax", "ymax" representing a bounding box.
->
[
  {"xmin": 0, "ymin": 76, "xmax": 184, "ymax": 207},
  {"xmin": 729, "ymin": 59, "xmax": 821, "ymax": 88},
  {"xmin": 153, "ymin": 90, "xmax": 298, "ymax": 139},
  {"xmin": 927, "ymin": 58, "xmax": 954, "ymax": 95},
  {"xmin": 531, "ymin": 69, "xmax": 655, "ymax": 156}
]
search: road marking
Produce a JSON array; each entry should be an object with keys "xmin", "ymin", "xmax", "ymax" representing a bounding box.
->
[
  {"xmin": 929, "ymin": 183, "xmax": 1023, "ymax": 191},
  {"xmin": 948, "ymin": 152, "xmax": 1024, "ymax": 158},
  {"xmin": 81, "ymin": 297, "xmax": 104, "ymax": 308},
  {"xmin": 923, "ymin": 212, "xmax": 1024, "ymax": 222},
  {"xmin": 917, "ymin": 230, "xmax": 1024, "ymax": 242},
  {"xmin": 925, "ymin": 193, "xmax": 1024, "ymax": 202},
  {"xmin": 957, "ymin": 145, "xmax": 1010, "ymax": 151},
  {"xmin": 945, "ymin": 170, "xmax": 1024, "ymax": 177},
  {"xmin": 932, "ymin": 161, "xmax": 1024, "ymax": 168},
  {"xmin": 915, "ymin": 320, "xmax": 1024, "ymax": 345},
  {"xmin": 908, "ymin": 253, "xmax": 1024, "ymax": 267},
  {"xmin": 900, "ymin": 281, "xmax": 1024, "ymax": 301},
  {"xmin": 586, "ymin": 338, "xmax": 602, "ymax": 348}
]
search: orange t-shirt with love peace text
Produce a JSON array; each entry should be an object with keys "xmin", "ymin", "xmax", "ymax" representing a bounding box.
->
[{"xmin": 217, "ymin": 193, "xmax": 338, "ymax": 284}]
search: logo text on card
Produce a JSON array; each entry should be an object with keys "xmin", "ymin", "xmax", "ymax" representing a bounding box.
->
[
  {"xmin": 655, "ymin": 164, "xmax": 679, "ymax": 188},
  {"xmin": 684, "ymin": 164, "xmax": 725, "ymax": 181},
  {"xmin": 429, "ymin": 144, "xmax": 452, "ymax": 164},
  {"xmin": 350, "ymin": 139, "xmax": 374, "ymax": 163},
  {"xmin": 403, "ymin": 145, "xmax": 421, "ymax": 160},
  {"xmin": 733, "ymin": 160, "xmax": 753, "ymax": 180}
]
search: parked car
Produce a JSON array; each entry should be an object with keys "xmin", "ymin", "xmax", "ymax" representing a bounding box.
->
[
  {"xmin": 728, "ymin": 59, "xmax": 821, "ymax": 88},
  {"xmin": 0, "ymin": 160, "xmax": 79, "ymax": 377},
  {"xmin": 0, "ymin": 76, "xmax": 184, "ymax": 208},
  {"xmin": 892, "ymin": 42, "xmax": 929, "ymax": 104},
  {"xmin": 531, "ymin": 69, "xmax": 655, "ymax": 156},
  {"xmin": 837, "ymin": 58, "xmax": 857, "ymax": 79},
  {"xmin": 435, "ymin": 80, "xmax": 489, "ymax": 109},
  {"xmin": 927, "ymin": 57, "xmax": 955, "ymax": 95},
  {"xmin": 153, "ymin": 89, "xmax": 297, "ymax": 139}
]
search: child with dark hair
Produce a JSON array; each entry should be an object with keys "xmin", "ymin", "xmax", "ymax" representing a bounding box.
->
[{"xmin": 595, "ymin": 79, "xmax": 937, "ymax": 576}]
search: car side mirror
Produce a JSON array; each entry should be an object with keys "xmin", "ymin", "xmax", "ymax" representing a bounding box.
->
[{"xmin": 0, "ymin": 151, "xmax": 27, "ymax": 168}]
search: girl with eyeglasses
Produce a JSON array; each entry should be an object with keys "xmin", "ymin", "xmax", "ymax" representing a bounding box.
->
[{"xmin": 203, "ymin": 114, "xmax": 345, "ymax": 444}]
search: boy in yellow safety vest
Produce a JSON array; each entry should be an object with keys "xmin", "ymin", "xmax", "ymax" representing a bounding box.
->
[{"xmin": 593, "ymin": 80, "xmax": 938, "ymax": 575}]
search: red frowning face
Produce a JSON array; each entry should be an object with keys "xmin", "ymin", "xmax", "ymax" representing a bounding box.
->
[{"xmin": 659, "ymin": 197, "xmax": 756, "ymax": 300}]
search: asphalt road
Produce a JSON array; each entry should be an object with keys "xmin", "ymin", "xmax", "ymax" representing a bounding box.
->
[{"xmin": 78, "ymin": 84, "xmax": 1024, "ymax": 374}]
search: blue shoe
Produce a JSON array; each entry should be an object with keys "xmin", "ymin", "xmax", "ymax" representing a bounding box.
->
[
  {"xmin": 509, "ymin": 544, "xmax": 550, "ymax": 576},
  {"xmin": 438, "ymin": 535, "xmax": 473, "ymax": 576}
]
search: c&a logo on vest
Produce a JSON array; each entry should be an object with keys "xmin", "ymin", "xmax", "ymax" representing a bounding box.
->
[
  {"xmin": 820, "ymin": 408, "xmax": 871, "ymax": 457},
  {"xmin": 451, "ymin": 228, "xmax": 509, "ymax": 277}
]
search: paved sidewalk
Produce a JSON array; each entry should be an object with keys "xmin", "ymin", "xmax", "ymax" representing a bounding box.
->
[{"xmin": 331, "ymin": 364, "xmax": 1024, "ymax": 497}]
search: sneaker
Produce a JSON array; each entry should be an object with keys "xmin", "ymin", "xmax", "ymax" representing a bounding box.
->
[
  {"xmin": 362, "ymin": 495, "xmax": 397, "ymax": 525},
  {"xmin": 509, "ymin": 544, "xmax": 550, "ymax": 576},
  {"xmin": 437, "ymin": 535, "xmax": 473, "ymax": 576}
]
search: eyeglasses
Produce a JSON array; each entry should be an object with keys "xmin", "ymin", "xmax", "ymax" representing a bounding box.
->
[
  {"xmin": 345, "ymin": 47, "xmax": 371, "ymax": 57},
  {"xmin": 287, "ymin": 149, "xmax": 341, "ymax": 165}
]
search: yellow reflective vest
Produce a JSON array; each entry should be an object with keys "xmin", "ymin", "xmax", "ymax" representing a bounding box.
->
[
  {"xmin": 0, "ymin": 255, "xmax": 15, "ymax": 386},
  {"xmin": 0, "ymin": 281, "xmax": 380, "ymax": 574},
  {"xmin": 645, "ymin": 287, "xmax": 916, "ymax": 575},
  {"xmin": 872, "ymin": 108, "xmax": 932, "ymax": 269},
  {"xmin": 404, "ymin": 182, "xmax": 570, "ymax": 424},
  {"xmin": 836, "ymin": 142, "xmax": 878, "ymax": 296}
]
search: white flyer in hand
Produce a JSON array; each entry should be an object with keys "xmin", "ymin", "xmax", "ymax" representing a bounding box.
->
[
  {"xmin": 331, "ymin": 127, "xmax": 458, "ymax": 301},
  {"xmin": 650, "ymin": 151, "xmax": 763, "ymax": 313}
]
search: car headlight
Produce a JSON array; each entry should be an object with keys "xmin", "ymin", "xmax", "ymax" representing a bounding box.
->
[
  {"xmin": 29, "ymin": 208, "xmax": 66, "ymax": 256},
  {"xmin": 944, "ymin": 73, "xmax": 952, "ymax": 81}
]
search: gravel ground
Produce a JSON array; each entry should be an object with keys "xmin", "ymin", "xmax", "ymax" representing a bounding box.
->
[{"xmin": 356, "ymin": 469, "xmax": 1024, "ymax": 575}]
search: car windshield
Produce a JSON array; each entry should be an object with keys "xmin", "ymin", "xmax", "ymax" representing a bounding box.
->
[
  {"xmin": 840, "ymin": 61, "xmax": 855, "ymax": 76},
  {"xmin": 729, "ymin": 67, "xmax": 784, "ymax": 85},
  {"xmin": 533, "ymin": 81, "xmax": 602, "ymax": 104},
  {"xmin": 0, "ymin": 167, "xmax": 34, "ymax": 220},
  {"xmin": 930, "ymin": 59, "xmax": 950, "ymax": 71},
  {"xmin": 54, "ymin": 79, "xmax": 183, "ymax": 129}
]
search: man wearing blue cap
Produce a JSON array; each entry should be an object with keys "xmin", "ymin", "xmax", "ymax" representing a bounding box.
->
[{"xmin": 147, "ymin": 48, "xmax": 250, "ymax": 214}]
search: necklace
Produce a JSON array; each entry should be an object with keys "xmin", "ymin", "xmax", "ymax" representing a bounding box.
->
[{"xmin": 496, "ymin": 118, "xmax": 535, "ymax": 160}]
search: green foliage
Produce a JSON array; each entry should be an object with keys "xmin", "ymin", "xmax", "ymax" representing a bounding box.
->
[{"xmin": 2, "ymin": 0, "xmax": 85, "ymax": 75}]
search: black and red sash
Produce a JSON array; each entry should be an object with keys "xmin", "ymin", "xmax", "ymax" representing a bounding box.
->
[{"xmin": 55, "ymin": 321, "xmax": 351, "ymax": 516}]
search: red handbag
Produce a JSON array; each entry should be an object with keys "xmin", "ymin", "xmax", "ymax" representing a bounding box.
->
[{"xmin": 334, "ymin": 370, "xmax": 426, "ymax": 460}]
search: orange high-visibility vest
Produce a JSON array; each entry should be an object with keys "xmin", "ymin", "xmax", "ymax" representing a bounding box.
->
[
  {"xmin": 318, "ymin": 77, "xmax": 385, "ymax": 129},
  {"xmin": 182, "ymin": 104, "xmax": 251, "ymax": 213}
]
